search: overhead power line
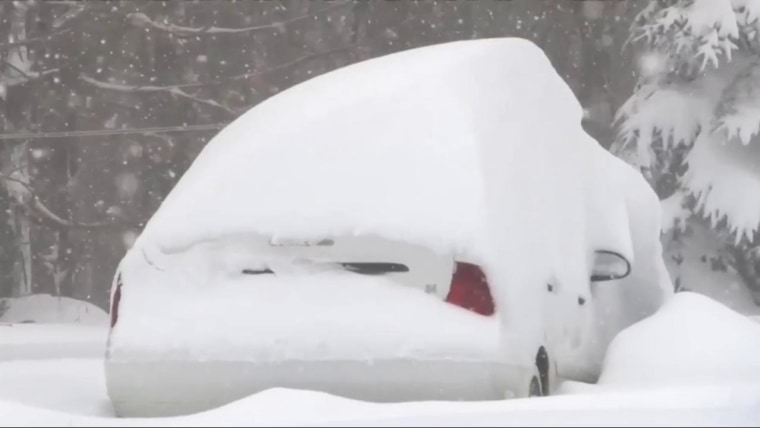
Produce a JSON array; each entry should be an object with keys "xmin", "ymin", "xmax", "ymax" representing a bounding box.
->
[{"xmin": 0, "ymin": 123, "xmax": 228, "ymax": 141}]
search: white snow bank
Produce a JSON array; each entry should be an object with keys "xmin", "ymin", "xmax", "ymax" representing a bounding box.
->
[
  {"xmin": 0, "ymin": 359, "xmax": 112, "ymax": 417},
  {"xmin": 599, "ymin": 291, "xmax": 760, "ymax": 387},
  {"xmin": 110, "ymin": 271, "xmax": 499, "ymax": 361},
  {"xmin": 0, "ymin": 324, "xmax": 107, "ymax": 361},
  {"xmin": 2, "ymin": 384, "xmax": 759, "ymax": 427},
  {"xmin": 0, "ymin": 294, "xmax": 108, "ymax": 325}
]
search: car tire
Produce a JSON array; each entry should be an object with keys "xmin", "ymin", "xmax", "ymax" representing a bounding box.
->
[
  {"xmin": 528, "ymin": 374, "xmax": 543, "ymax": 397},
  {"xmin": 502, "ymin": 357, "xmax": 549, "ymax": 399}
]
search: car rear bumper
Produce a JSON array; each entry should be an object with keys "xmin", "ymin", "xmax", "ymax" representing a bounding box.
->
[{"xmin": 105, "ymin": 358, "xmax": 527, "ymax": 418}]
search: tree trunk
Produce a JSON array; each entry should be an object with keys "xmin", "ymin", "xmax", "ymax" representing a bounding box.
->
[
  {"xmin": 1, "ymin": 1, "xmax": 35, "ymax": 297},
  {"xmin": 3, "ymin": 143, "xmax": 33, "ymax": 297}
]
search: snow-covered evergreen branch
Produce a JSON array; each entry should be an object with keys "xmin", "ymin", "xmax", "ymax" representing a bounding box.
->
[{"xmin": 617, "ymin": 0, "xmax": 760, "ymax": 243}]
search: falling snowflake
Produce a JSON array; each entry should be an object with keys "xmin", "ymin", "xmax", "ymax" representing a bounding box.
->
[
  {"xmin": 122, "ymin": 230, "xmax": 138, "ymax": 249},
  {"xmin": 637, "ymin": 51, "xmax": 668, "ymax": 78},
  {"xmin": 115, "ymin": 172, "xmax": 139, "ymax": 199}
]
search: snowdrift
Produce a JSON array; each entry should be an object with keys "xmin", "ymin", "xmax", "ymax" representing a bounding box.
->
[
  {"xmin": 599, "ymin": 292, "xmax": 760, "ymax": 387},
  {"xmin": 0, "ymin": 295, "xmax": 108, "ymax": 361},
  {"xmin": 0, "ymin": 294, "xmax": 108, "ymax": 325}
]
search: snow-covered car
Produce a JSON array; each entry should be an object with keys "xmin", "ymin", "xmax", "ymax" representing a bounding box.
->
[{"xmin": 104, "ymin": 37, "xmax": 673, "ymax": 417}]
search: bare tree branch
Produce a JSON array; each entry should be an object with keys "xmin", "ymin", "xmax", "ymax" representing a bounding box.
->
[
  {"xmin": 0, "ymin": 174, "xmax": 130, "ymax": 230},
  {"xmin": 127, "ymin": 1, "xmax": 351, "ymax": 37},
  {"xmin": 0, "ymin": 28, "xmax": 73, "ymax": 49},
  {"xmin": 41, "ymin": 1, "xmax": 84, "ymax": 5},
  {"xmin": 0, "ymin": 0, "xmax": 104, "ymax": 49},
  {"xmin": 51, "ymin": 3, "xmax": 87, "ymax": 29},
  {"xmin": 80, "ymin": 45, "xmax": 353, "ymax": 94},
  {"xmin": 168, "ymin": 87, "xmax": 234, "ymax": 114},
  {"xmin": 80, "ymin": 75, "xmax": 235, "ymax": 115},
  {"xmin": 79, "ymin": 75, "xmax": 181, "ymax": 93},
  {"xmin": 241, "ymin": 45, "xmax": 355, "ymax": 85},
  {"xmin": 2, "ymin": 59, "xmax": 60, "ymax": 86},
  {"xmin": 30, "ymin": 197, "xmax": 123, "ymax": 230},
  {"xmin": 2, "ymin": 59, "xmax": 32, "ymax": 80}
]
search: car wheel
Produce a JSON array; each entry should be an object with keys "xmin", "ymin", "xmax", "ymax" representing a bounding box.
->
[{"xmin": 502, "ymin": 359, "xmax": 548, "ymax": 399}]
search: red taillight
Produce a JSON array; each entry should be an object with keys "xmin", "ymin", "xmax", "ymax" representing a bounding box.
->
[
  {"xmin": 445, "ymin": 262, "xmax": 495, "ymax": 316},
  {"xmin": 110, "ymin": 274, "xmax": 122, "ymax": 328}
]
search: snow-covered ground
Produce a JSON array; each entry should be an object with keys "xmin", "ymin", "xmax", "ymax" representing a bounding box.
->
[
  {"xmin": 1, "ymin": 381, "xmax": 759, "ymax": 427},
  {"xmin": 0, "ymin": 359, "xmax": 112, "ymax": 417},
  {"xmin": 1, "ymin": 292, "xmax": 759, "ymax": 426},
  {"xmin": 0, "ymin": 323, "xmax": 107, "ymax": 361},
  {"xmin": 0, "ymin": 294, "xmax": 108, "ymax": 362}
]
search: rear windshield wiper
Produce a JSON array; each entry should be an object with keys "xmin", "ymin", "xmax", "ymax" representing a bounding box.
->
[
  {"xmin": 242, "ymin": 268, "xmax": 274, "ymax": 275},
  {"xmin": 242, "ymin": 263, "xmax": 408, "ymax": 276},
  {"xmin": 339, "ymin": 262, "xmax": 409, "ymax": 275}
]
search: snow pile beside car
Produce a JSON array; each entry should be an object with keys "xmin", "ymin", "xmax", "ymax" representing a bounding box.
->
[
  {"xmin": 1, "ymin": 294, "xmax": 107, "ymax": 325},
  {"xmin": 0, "ymin": 295, "xmax": 108, "ymax": 361},
  {"xmin": 598, "ymin": 291, "xmax": 760, "ymax": 387}
]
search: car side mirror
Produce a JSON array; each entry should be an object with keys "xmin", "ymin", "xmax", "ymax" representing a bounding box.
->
[{"xmin": 590, "ymin": 250, "xmax": 631, "ymax": 282}]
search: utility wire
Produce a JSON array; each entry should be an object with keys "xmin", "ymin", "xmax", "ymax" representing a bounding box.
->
[{"xmin": 0, "ymin": 123, "xmax": 228, "ymax": 141}]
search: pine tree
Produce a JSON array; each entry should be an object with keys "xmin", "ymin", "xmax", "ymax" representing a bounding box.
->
[{"xmin": 614, "ymin": 0, "xmax": 760, "ymax": 304}]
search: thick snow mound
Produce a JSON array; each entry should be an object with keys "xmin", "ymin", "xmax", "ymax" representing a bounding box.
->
[
  {"xmin": 0, "ymin": 294, "xmax": 108, "ymax": 325},
  {"xmin": 599, "ymin": 292, "xmax": 760, "ymax": 387},
  {"xmin": 136, "ymin": 37, "xmax": 615, "ymax": 264}
]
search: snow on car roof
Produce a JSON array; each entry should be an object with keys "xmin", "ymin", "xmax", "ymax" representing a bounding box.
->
[{"xmin": 136, "ymin": 37, "xmax": 614, "ymax": 261}]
